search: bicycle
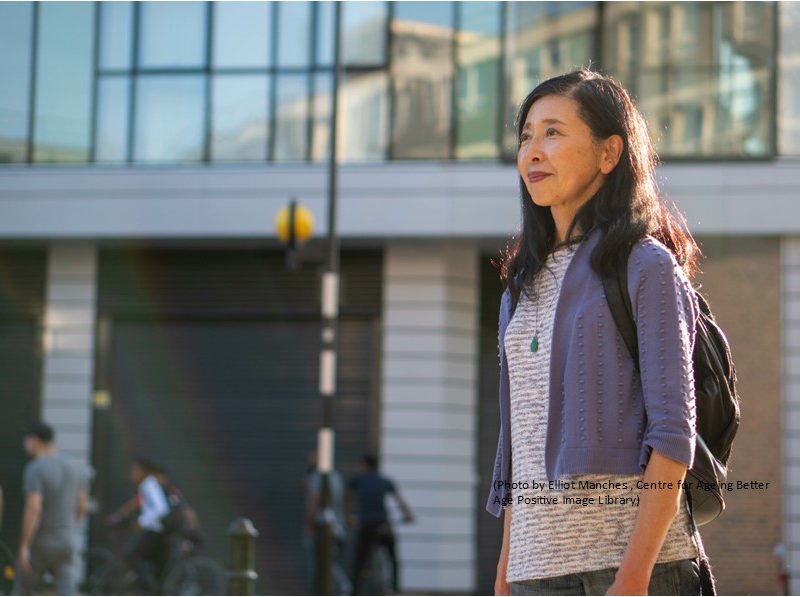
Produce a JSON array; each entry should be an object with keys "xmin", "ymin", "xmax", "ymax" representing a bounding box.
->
[
  {"xmin": 83, "ymin": 521, "xmax": 223, "ymax": 596},
  {"xmin": 353, "ymin": 515, "xmax": 413, "ymax": 596}
]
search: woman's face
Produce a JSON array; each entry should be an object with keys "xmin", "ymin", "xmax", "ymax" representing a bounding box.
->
[{"xmin": 517, "ymin": 94, "xmax": 618, "ymax": 214}]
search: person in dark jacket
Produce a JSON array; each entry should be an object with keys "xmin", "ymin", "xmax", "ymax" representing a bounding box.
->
[{"xmin": 347, "ymin": 454, "xmax": 414, "ymax": 595}]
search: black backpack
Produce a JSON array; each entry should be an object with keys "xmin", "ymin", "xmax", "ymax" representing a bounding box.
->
[
  {"xmin": 602, "ymin": 250, "xmax": 740, "ymax": 527},
  {"xmin": 159, "ymin": 483, "xmax": 192, "ymax": 536}
]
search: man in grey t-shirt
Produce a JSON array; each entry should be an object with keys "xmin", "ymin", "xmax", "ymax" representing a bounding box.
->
[{"xmin": 14, "ymin": 422, "xmax": 88, "ymax": 596}]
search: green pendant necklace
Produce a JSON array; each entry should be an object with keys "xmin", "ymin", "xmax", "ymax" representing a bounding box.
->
[
  {"xmin": 529, "ymin": 290, "xmax": 544, "ymax": 353},
  {"xmin": 529, "ymin": 245, "xmax": 573, "ymax": 353}
]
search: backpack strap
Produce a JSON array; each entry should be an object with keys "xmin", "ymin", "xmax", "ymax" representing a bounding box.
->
[
  {"xmin": 601, "ymin": 251, "xmax": 640, "ymax": 372},
  {"xmin": 603, "ymin": 248, "xmax": 718, "ymax": 594}
]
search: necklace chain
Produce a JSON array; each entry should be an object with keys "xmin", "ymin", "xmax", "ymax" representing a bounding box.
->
[{"xmin": 530, "ymin": 244, "xmax": 576, "ymax": 353}]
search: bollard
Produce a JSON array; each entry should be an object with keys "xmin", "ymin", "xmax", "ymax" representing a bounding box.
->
[{"xmin": 227, "ymin": 517, "xmax": 259, "ymax": 596}]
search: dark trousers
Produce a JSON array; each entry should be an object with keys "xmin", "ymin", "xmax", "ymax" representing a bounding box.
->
[
  {"xmin": 350, "ymin": 521, "xmax": 399, "ymax": 594},
  {"xmin": 126, "ymin": 530, "xmax": 168, "ymax": 593}
]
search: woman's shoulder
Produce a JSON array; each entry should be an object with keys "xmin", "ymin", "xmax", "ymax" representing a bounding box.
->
[{"xmin": 628, "ymin": 234, "xmax": 684, "ymax": 277}]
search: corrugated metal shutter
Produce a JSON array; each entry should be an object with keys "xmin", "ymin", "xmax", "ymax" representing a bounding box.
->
[
  {"xmin": 0, "ymin": 250, "xmax": 46, "ymax": 553},
  {"xmin": 92, "ymin": 249, "xmax": 382, "ymax": 595}
]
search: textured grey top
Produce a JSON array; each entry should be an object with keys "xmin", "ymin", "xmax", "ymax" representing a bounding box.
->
[{"xmin": 505, "ymin": 244, "xmax": 698, "ymax": 582}]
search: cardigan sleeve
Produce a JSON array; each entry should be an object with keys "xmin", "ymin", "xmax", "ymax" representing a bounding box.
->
[
  {"xmin": 630, "ymin": 238, "xmax": 699, "ymax": 469},
  {"xmin": 486, "ymin": 289, "xmax": 511, "ymax": 518}
]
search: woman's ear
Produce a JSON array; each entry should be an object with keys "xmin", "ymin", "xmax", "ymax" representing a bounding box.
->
[{"xmin": 600, "ymin": 134, "xmax": 624, "ymax": 175}]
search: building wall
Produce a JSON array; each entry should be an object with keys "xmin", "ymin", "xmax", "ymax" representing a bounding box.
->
[
  {"xmin": 693, "ymin": 236, "xmax": 782, "ymax": 595},
  {"xmin": 381, "ymin": 243, "xmax": 480, "ymax": 592},
  {"xmin": 783, "ymin": 237, "xmax": 800, "ymax": 595},
  {"xmin": 41, "ymin": 242, "xmax": 97, "ymax": 466}
]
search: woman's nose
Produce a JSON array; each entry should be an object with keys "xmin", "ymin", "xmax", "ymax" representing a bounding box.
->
[{"xmin": 523, "ymin": 136, "xmax": 544, "ymax": 163}]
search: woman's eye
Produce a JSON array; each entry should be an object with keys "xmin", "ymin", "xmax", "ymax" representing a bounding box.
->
[
  {"xmin": 545, "ymin": 128, "xmax": 559, "ymax": 137},
  {"xmin": 520, "ymin": 133, "xmax": 531, "ymax": 143}
]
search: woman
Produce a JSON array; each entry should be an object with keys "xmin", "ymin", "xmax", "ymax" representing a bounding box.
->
[{"xmin": 487, "ymin": 68, "xmax": 709, "ymax": 596}]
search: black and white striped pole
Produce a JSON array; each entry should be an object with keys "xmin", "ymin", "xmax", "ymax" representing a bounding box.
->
[{"xmin": 315, "ymin": 2, "xmax": 342, "ymax": 595}]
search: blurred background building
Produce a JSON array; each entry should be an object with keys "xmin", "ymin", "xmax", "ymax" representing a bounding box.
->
[{"xmin": 0, "ymin": 1, "xmax": 794, "ymax": 594}]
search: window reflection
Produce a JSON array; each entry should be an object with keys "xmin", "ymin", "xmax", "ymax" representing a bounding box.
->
[
  {"xmin": 213, "ymin": 2, "xmax": 271, "ymax": 69},
  {"xmin": 277, "ymin": 2, "xmax": 311, "ymax": 69},
  {"xmin": 391, "ymin": 2, "xmax": 455, "ymax": 159},
  {"xmin": 6, "ymin": 0, "xmax": 781, "ymax": 165},
  {"xmin": 456, "ymin": 2, "xmax": 501, "ymax": 159},
  {"xmin": 0, "ymin": 1, "xmax": 33, "ymax": 163},
  {"xmin": 340, "ymin": 72, "xmax": 389, "ymax": 161},
  {"xmin": 604, "ymin": 2, "xmax": 773, "ymax": 157},
  {"xmin": 134, "ymin": 75, "xmax": 205, "ymax": 162},
  {"xmin": 139, "ymin": 2, "xmax": 207, "ymax": 69},
  {"xmin": 212, "ymin": 75, "xmax": 270, "ymax": 161},
  {"xmin": 780, "ymin": 1, "xmax": 800, "ymax": 155},
  {"xmin": 311, "ymin": 73, "xmax": 332, "ymax": 162},
  {"xmin": 315, "ymin": 2, "xmax": 335, "ymax": 67},
  {"xmin": 95, "ymin": 76, "xmax": 130, "ymax": 162},
  {"xmin": 504, "ymin": 1, "xmax": 597, "ymax": 156},
  {"xmin": 99, "ymin": 1, "xmax": 132, "ymax": 71},
  {"xmin": 343, "ymin": 1, "xmax": 388, "ymax": 66},
  {"xmin": 274, "ymin": 74, "xmax": 309, "ymax": 161},
  {"xmin": 33, "ymin": 2, "xmax": 94, "ymax": 163},
  {"xmin": 310, "ymin": 71, "xmax": 390, "ymax": 162}
]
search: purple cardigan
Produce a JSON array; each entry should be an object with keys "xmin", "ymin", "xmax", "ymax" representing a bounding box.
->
[{"xmin": 486, "ymin": 227, "xmax": 699, "ymax": 518}]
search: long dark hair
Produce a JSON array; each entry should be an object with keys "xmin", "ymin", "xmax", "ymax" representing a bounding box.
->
[{"xmin": 501, "ymin": 68, "xmax": 701, "ymax": 304}]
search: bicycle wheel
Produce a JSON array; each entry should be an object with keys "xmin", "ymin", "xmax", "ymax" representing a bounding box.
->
[
  {"xmin": 162, "ymin": 555, "xmax": 225, "ymax": 596},
  {"xmin": 367, "ymin": 546, "xmax": 394, "ymax": 596},
  {"xmin": 0, "ymin": 542, "xmax": 15, "ymax": 596},
  {"xmin": 83, "ymin": 547, "xmax": 124, "ymax": 595}
]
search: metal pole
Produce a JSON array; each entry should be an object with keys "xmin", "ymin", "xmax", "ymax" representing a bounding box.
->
[
  {"xmin": 227, "ymin": 517, "xmax": 259, "ymax": 596},
  {"xmin": 315, "ymin": 2, "xmax": 342, "ymax": 595}
]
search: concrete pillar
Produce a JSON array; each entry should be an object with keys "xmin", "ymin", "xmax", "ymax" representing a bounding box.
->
[
  {"xmin": 40, "ymin": 241, "xmax": 97, "ymax": 466},
  {"xmin": 380, "ymin": 242, "xmax": 480, "ymax": 593}
]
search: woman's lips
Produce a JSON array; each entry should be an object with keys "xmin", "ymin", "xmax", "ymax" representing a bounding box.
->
[{"xmin": 528, "ymin": 173, "xmax": 552, "ymax": 183}]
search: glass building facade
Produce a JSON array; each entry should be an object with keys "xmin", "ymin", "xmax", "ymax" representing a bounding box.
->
[{"xmin": 0, "ymin": 1, "xmax": 779, "ymax": 165}]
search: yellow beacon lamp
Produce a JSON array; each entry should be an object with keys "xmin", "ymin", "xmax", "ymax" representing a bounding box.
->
[{"xmin": 275, "ymin": 199, "xmax": 314, "ymax": 269}]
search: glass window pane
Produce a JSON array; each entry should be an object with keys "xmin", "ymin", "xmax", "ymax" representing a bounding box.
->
[
  {"xmin": 315, "ymin": 2, "xmax": 335, "ymax": 67},
  {"xmin": 277, "ymin": 2, "xmax": 311, "ymax": 68},
  {"xmin": 391, "ymin": 1, "xmax": 455, "ymax": 159},
  {"xmin": 95, "ymin": 76, "xmax": 130, "ymax": 162},
  {"xmin": 340, "ymin": 71, "xmax": 389, "ymax": 162},
  {"xmin": 780, "ymin": 0, "xmax": 800, "ymax": 155},
  {"xmin": 139, "ymin": 2, "xmax": 207, "ymax": 69},
  {"xmin": 310, "ymin": 73, "xmax": 332, "ymax": 162},
  {"xmin": 134, "ymin": 75, "xmax": 205, "ymax": 162},
  {"xmin": 274, "ymin": 74, "xmax": 308, "ymax": 161},
  {"xmin": 456, "ymin": 2, "xmax": 501, "ymax": 159},
  {"xmin": 212, "ymin": 75, "xmax": 269, "ymax": 161},
  {"xmin": 604, "ymin": 2, "xmax": 773, "ymax": 157},
  {"xmin": 0, "ymin": 1, "xmax": 33, "ymax": 163},
  {"xmin": 99, "ymin": 1, "xmax": 132, "ymax": 70},
  {"xmin": 343, "ymin": 1, "xmax": 388, "ymax": 66},
  {"xmin": 213, "ymin": 2, "xmax": 271, "ymax": 68},
  {"xmin": 33, "ymin": 1, "xmax": 94, "ymax": 163},
  {"xmin": 504, "ymin": 1, "xmax": 597, "ymax": 156}
]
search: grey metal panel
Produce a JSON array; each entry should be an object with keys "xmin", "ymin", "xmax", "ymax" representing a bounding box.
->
[
  {"xmin": 91, "ymin": 249, "xmax": 382, "ymax": 594},
  {"xmin": 0, "ymin": 250, "xmax": 46, "ymax": 554},
  {"xmin": 476, "ymin": 254, "xmax": 503, "ymax": 594},
  {"xmin": 97, "ymin": 248, "xmax": 381, "ymax": 319},
  {"xmin": 0, "ymin": 249, "xmax": 46, "ymax": 318},
  {"xmin": 2, "ymin": 161, "xmax": 800, "ymax": 238}
]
